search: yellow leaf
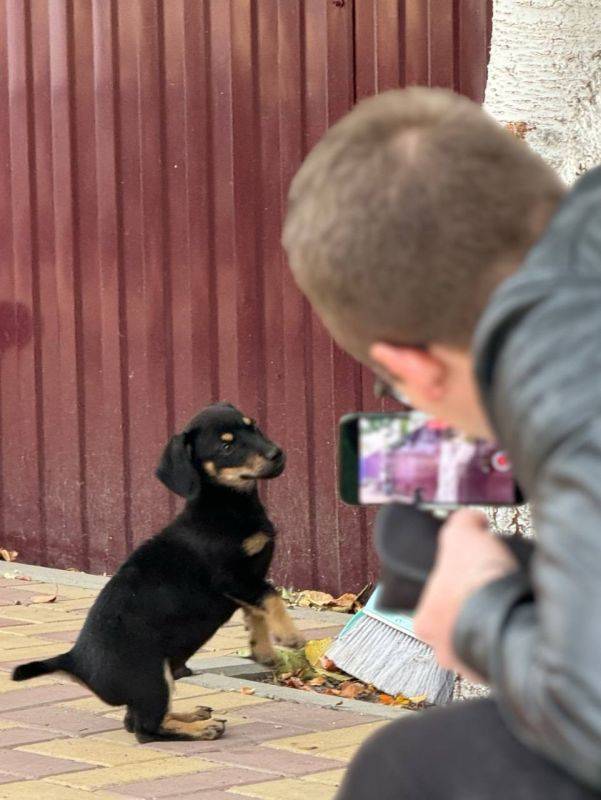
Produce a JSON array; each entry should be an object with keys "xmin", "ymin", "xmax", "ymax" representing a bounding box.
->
[{"xmin": 304, "ymin": 638, "xmax": 332, "ymax": 669}]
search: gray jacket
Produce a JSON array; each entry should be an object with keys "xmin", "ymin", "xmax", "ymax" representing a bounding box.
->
[{"xmin": 454, "ymin": 165, "xmax": 601, "ymax": 790}]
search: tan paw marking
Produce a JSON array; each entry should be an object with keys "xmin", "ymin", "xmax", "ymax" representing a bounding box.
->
[
  {"xmin": 243, "ymin": 532, "xmax": 270, "ymax": 556},
  {"xmin": 162, "ymin": 715, "xmax": 225, "ymax": 740},
  {"xmin": 263, "ymin": 594, "xmax": 306, "ymax": 648}
]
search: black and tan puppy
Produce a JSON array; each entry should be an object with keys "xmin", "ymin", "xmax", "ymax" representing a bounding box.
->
[{"xmin": 12, "ymin": 403, "xmax": 304, "ymax": 743}]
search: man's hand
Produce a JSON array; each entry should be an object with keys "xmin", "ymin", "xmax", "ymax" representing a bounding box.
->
[{"xmin": 413, "ymin": 509, "xmax": 519, "ymax": 681}]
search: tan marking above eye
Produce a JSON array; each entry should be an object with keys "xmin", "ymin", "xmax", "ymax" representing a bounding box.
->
[
  {"xmin": 221, "ymin": 432, "xmax": 234, "ymax": 442},
  {"xmin": 242, "ymin": 532, "xmax": 270, "ymax": 556},
  {"xmin": 242, "ymin": 417, "xmax": 252, "ymax": 426}
]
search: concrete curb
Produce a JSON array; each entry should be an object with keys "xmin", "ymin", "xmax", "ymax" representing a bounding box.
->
[
  {"xmin": 4, "ymin": 562, "xmax": 348, "ymax": 624},
  {"xmin": 4, "ymin": 562, "xmax": 110, "ymax": 590},
  {"xmin": 185, "ymin": 671, "xmax": 407, "ymax": 720}
]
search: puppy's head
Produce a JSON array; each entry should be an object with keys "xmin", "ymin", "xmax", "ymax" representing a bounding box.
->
[{"xmin": 156, "ymin": 403, "xmax": 285, "ymax": 500}]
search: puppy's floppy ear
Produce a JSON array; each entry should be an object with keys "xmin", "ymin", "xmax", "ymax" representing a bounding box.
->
[{"xmin": 155, "ymin": 433, "xmax": 200, "ymax": 499}]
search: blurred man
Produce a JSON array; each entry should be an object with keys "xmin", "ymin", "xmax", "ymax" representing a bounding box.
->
[{"xmin": 283, "ymin": 88, "xmax": 601, "ymax": 798}]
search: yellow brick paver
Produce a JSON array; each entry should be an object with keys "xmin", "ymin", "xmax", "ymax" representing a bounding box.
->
[
  {"xmin": 0, "ymin": 620, "xmax": 83, "ymax": 637},
  {"xmin": 0, "ymin": 719, "xmax": 20, "ymax": 730},
  {"xmin": 89, "ymin": 728, "xmax": 145, "ymax": 746},
  {"xmin": 98, "ymin": 690, "xmax": 270, "ymax": 719},
  {"xmin": 43, "ymin": 598, "xmax": 94, "ymax": 612},
  {"xmin": 172, "ymin": 682, "xmax": 217, "ymax": 700},
  {"xmin": 58, "ymin": 695, "xmax": 116, "ymax": 714},
  {"xmin": 0, "ymin": 643, "xmax": 67, "ymax": 662},
  {"xmin": 0, "ymin": 782, "xmax": 126, "ymax": 800},
  {"xmin": 265, "ymin": 722, "xmax": 386, "ymax": 755},
  {"xmin": 179, "ymin": 690, "xmax": 270, "ymax": 712},
  {"xmin": 0, "ymin": 606, "xmax": 86, "ymax": 623},
  {"xmin": 301, "ymin": 769, "xmax": 347, "ymax": 787},
  {"xmin": 229, "ymin": 778, "xmax": 337, "ymax": 800},
  {"xmin": 44, "ymin": 755, "xmax": 218, "ymax": 790},
  {"xmin": 169, "ymin": 693, "xmax": 258, "ymax": 715},
  {"xmin": 319, "ymin": 745, "xmax": 361, "ymax": 762},
  {"xmin": 19, "ymin": 736, "xmax": 167, "ymax": 766},
  {"xmin": 0, "ymin": 672, "xmax": 58, "ymax": 693},
  {"xmin": 0, "ymin": 632, "xmax": 56, "ymax": 650},
  {"xmin": 5, "ymin": 584, "xmax": 98, "ymax": 600}
]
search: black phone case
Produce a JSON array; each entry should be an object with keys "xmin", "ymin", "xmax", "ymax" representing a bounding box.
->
[{"xmin": 375, "ymin": 504, "xmax": 534, "ymax": 610}]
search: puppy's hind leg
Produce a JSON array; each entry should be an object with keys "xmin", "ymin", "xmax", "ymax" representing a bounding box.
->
[
  {"xmin": 170, "ymin": 657, "xmax": 193, "ymax": 680},
  {"xmin": 128, "ymin": 662, "xmax": 224, "ymax": 743}
]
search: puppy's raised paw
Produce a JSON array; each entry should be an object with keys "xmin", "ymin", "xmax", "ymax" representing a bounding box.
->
[
  {"xmin": 252, "ymin": 648, "xmax": 279, "ymax": 668},
  {"xmin": 275, "ymin": 632, "xmax": 306, "ymax": 649}
]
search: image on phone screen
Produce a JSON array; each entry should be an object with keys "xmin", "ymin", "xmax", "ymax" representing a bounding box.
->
[{"xmin": 358, "ymin": 413, "xmax": 516, "ymax": 506}]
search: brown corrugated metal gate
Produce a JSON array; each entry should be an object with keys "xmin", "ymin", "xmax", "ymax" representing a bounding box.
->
[{"xmin": 0, "ymin": 0, "xmax": 491, "ymax": 593}]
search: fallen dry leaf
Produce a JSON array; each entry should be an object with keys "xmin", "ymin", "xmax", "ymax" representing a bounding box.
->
[
  {"xmin": 282, "ymin": 676, "xmax": 308, "ymax": 690},
  {"xmin": 379, "ymin": 694, "xmax": 395, "ymax": 705},
  {"xmin": 331, "ymin": 593, "xmax": 357, "ymax": 612},
  {"xmin": 240, "ymin": 687, "xmax": 255, "ymax": 695},
  {"xmin": 0, "ymin": 549, "xmax": 18, "ymax": 562},
  {"xmin": 308, "ymin": 676, "xmax": 326, "ymax": 686},
  {"xmin": 339, "ymin": 681, "xmax": 367, "ymax": 699},
  {"xmin": 30, "ymin": 585, "xmax": 58, "ymax": 604},
  {"xmin": 296, "ymin": 590, "xmax": 335, "ymax": 608},
  {"xmin": 320, "ymin": 656, "xmax": 337, "ymax": 672}
]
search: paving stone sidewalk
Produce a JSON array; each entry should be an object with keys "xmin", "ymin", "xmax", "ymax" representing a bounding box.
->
[{"xmin": 0, "ymin": 570, "xmax": 393, "ymax": 800}]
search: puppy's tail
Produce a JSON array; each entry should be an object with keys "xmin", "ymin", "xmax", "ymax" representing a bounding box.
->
[{"xmin": 12, "ymin": 652, "xmax": 73, "ymax": 682}]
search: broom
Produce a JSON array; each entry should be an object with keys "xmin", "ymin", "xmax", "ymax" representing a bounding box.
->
[
  {"xmin": 326, "ymin": 504, "xmax": 534, "ymax": 705},
  {"xmin": 326, "ymin": 585, "xmax": 455, "ymax": 705}
]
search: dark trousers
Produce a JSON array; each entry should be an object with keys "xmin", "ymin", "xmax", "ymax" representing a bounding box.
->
[{"xmin": 336, "ymin": 699, "xmax": 600, "ymax": 800}]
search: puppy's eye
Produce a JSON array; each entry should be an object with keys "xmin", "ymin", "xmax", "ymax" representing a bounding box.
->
[{"xmin": 221, "ymin": 442, "xmax": 233, "ymax": 453}]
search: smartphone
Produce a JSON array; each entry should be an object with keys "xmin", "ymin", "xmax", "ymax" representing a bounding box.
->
[{"xmin": 339, "ymin": 412, "xmax": 524, "ymax": 507}]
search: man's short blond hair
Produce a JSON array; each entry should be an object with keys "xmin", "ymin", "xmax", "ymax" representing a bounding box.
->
[{"xmin": 282, "ymin": 88, "xmax": 565, "ymax": 360}]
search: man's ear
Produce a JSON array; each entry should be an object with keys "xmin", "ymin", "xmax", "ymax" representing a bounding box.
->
[
  {"xmin": 155, "ymin": 433, "xmax": 201, "ymax": 499},
  {"xmin": 370, "ymin": 343, "xmax": 446, "ymax": 403}
]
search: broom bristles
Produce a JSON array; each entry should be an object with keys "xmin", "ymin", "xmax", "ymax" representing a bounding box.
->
[{"xmin": 327, "ymin": 614, "xmax": 454, "ymax": 705}]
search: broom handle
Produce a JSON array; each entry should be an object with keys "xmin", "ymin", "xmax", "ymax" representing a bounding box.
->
[{"xmin": 375, "ymin": 504, "xmax": 534, "ymax": 611}]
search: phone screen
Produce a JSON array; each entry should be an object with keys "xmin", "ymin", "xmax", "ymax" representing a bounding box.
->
[{"xmin": 357, "ymin": 412, "xmax": 518, "ymax": 506}]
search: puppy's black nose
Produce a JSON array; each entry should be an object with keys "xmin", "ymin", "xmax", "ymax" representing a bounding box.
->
[{"xmin": 266, "ymin": 446, "xmax": 283, "ymax": 461}]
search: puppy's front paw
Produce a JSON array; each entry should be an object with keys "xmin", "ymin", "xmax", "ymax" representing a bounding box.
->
[
  {"xmin": 275, "ymin": 632, "xmax": 306, "ymax": 649},
  {"xmin": 251, "ymin": 644, "xmax": 279, "ymax": 668},
  {"xmin": 201, "ymin": 718, "xmax": 226, "ymax": 740}
]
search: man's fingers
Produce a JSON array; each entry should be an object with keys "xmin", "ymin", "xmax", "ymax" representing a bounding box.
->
[
  {"xmin": 439, "ymin": 508, "xmax": 489, "ymax": 545},
  {"xmin": 450, "ymin": 508, "xmax": 489, "ymax": 528}
]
